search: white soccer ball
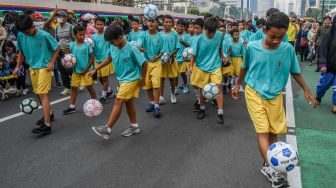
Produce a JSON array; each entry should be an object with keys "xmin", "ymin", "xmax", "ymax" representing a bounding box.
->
[
  {"xmin": 61, "ymin": 53, "xmax": 76, "ymax": 69},
  {"xmin": 83, "ymin": 99, "xmax": 103, "ymax": 117},
  {"xmin": 267, "ymin": 142, "xmax": 299, "ymax": 173},
  {"xmin": 160, "ymin": 53, "xmax": 170, "ymax": 64},
  {"xmin": 20, "ymin": 98, "xmax": 38, "ymax": 114},
  {"xmin": 85, "ymin": 38, "xmax": 94, "ymax": 48},
  {"xmin": 182, "ymin": 47, "xmax": 193, "ymax": 61},
  {"xmin": 202, "ymin": 83, "xmax": 220, "ymax": 100},
  {"xmin": 144, "ymin": 4, "xmax": 158, "ymax": 20}
]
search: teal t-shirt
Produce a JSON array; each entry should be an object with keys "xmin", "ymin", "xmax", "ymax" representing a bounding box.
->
[
  {"xmin": 250, "ymin": 28, "xmax": 289, "ymax": 42},
  {"xmin": 128, "ymin": 30, "xmax": 143, "ymax": 42},
  {"xmin": 227, "ymin": 40, "xmax": 245, "ymax": 57},
  {"xmin": 242, "ymin": 40, "xmax": 300, "ymax": 99},
  {"xmin": 160, "ymin": 30, "xmax": 179, "ymax": 54},
  {"xmin": 176, "ymin": 33, "xmax": 190, "ymax": 63},
  {"xmin": 192, "ymin": 31, "xmax": 223, "ymax": 73},
  {"xmin": 137, "ymin": 31, "xmax": 163, "ymax": 62},
  {"xmin": 240, "ymin": 29, "xmax": 253, "ymax": 42},
  {"xmin": 70, "ymin": 41, "xmax": 93, "ymax": 73},
  {"xmin": 108, "ymin": 43, "xmax": 146, "ymax": 83},
  {"xmin": 92, "ymin": 33, "xmax": 110, "ymax": 63},
  {"xmin": 17, "ymin": 30, "xmax": 59, "ymax": 69}
]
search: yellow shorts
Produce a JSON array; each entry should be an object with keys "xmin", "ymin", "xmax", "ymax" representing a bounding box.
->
[
  {"xmin": 71, "ymin": 72, "xmax": 94, "ymax": 87},
  {"xmin": 178, "ymin": 62, "xmax": 189, "ymax": 73},
  {"xmin": 95, "ymin": 62, "xmax": 114, "ymax": 78},
  {"xmin": 190, "ymin": 65, "xmax": 222, "ymax": 88},
  {"xmin": 231, "ymin": 56, "xmax": 243, "ymax": 76},
  {"xmin": 222, "ymin": 64, "xmax": 233, "ymax": 76},
  {"xmin": 117, "ymin": 80, "xmax": 140, "ymax": 100},
  {"xmin": 161, "ymin": 57, "xmax": 178, "ymax": 78},
  {"xmin": 245, "ymin": 85, "xmax": 287, "ymax": 134},
  {"xmin": 143, "ymin": 61, "xmax": 161, "ymax": 90},
  {"xmin": 30, "ymin": 68, "xmax": 52, "ymax": 94}
]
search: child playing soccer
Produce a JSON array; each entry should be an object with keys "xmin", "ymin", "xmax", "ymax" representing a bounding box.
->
[
  {"xmin": 190, "ymin": 17, "xmax": 225, "ymax": 124},
  {"xmin": 63, "ymin": 26, "xmax": 97, "ymax": 115},
  {"xmin": 90, "ymin": 25, "xmax": 147, "ymax": 139},
  {"xmin": 127, "ymin": 18, "xmax": 143, "ymax": 42},
  {"xmin": 137, "ymin": 18, "xmax": 163, "ymax": 118},
  {"xmin": 232, "ymin": 12, "xmax": 317, "ymax": 187},
  {"xmin": 159, "ymin": 15, "xmax": 179, "ymax": 104},
  {"xmin": 14, "ymin": 15, "xmax": 60, "ymax": 134},
  {"xmin": 91, "ymin": 17, "xmax": 114, "ymax": 104}
]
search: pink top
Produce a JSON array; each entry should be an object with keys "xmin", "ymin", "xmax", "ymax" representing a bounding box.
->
[{"xmin": 85, "ymin": 23, "xmax": 97, "ymax": 38}]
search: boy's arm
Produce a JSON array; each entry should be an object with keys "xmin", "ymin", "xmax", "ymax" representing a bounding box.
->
[
  {"xmin": 82, "ymin": 52, "xmax": 94, "ymax": 74},
  {"xmin": 88, "ymin": 56, "xmax": 112, "ymax": 76},
  {"xmin": 48, "ymin": 46, "xmax": 61, "ymax": 71},
  {"xmin": 151, "ymin": 52, "xmax": 163, "ymax": 62},
  {"xmin": 13, "ymin": 52, "xmax": 24, "ymax": 76},
  {"xmin": 189, "ymin": 54, "xmax": 195, "ymax": 73},
  {"xmin": 231, "ymin": 68, "xmax": 248, "ymax": 100},
  {"xmin": 139, "ymin": 62, "xmax": 148, "ymax": 87},
  {"xmin": 291, "ymin": 73, "xmax": 317, "ymax": 108},
  {"xmin": 179, "ymin": 39, "xmax": 190, "ymax": 47}
]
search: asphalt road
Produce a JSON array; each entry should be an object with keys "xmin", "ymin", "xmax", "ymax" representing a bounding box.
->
[{"xmin": 0, "ymin": 75, "xmax": 271, "ymax": 188}]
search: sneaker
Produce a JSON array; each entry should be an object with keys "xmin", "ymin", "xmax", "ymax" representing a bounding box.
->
[
  {"xmin": 170, "ymin": 93, "xmax": 177, "ymax": 104},
  {"xmin": 92, "ymin": 126, "xmax": 111, "ymax": 139},
  {"xmin": 182, "ymin": 84, "xmax": 189, "ymax": 94},
  {"xmin": 217, "ymin": 114, "xmax": 224, "ymax": 124},
  {"xmin": 36, "ymin": 112, "xmax": 55, "ymax": 126},
  {"xmin": 146, "ymin": 103, "xmax": 155, "ymax": 112},
  {"xmin": 63, "ymin": 107, "xmax": 76, "ymax": 115},
  {"xmin": 99, "ymin": 97, "xmax": 107, "ymax": 105},
  {"xmin": 316, "ymin": 96, "xmax": 321, "ymax": 105},
  {"xmin": 60, "ymin": 88, "xmax": 71, "ymax": 96},
  {"xmin": 174, "ymin": 89, "xmax": 179, "ymax": 95},
  {"xmin": 32, "ymin": 123, "xmax": 51, "ymax": 134},
  {"xmin": 197, "ymin": 109, "xmax": 205, "ymax": 119},
  {"xmin": 121, "ymin": 126, "xmax": 140, "ymax": 137},
  {"xmin": 159, "ymin": 96, "xmax": 165, "ymax": 105},
  {"xmin": 106, "ymin": 91, "xmax": 114, "ymax": 98},
  {"xmin": 153, "ymin": 107, "xmax": 160, "ymax": 118},
  {"xmin": 261, "ymin": 164, "xmax": 272, "ymax": 182},
  {"xmin": 193, "ymin": 100, "xmax": 200, "ymax": 112},
  {"xmin": 261, "ymin": 165, "xmax": 289, "ymax": 188}
]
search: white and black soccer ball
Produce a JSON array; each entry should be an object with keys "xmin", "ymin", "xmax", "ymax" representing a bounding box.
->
[
  {"xmin": 144, "ymin": 4, "xmax": 158, "ymax": 20},
  {"xmin": 84, "ymin": 38, "xmax": 94, "ymax": 48},
  {"xmin": 83, "ymin": 99, "xmax": 103, "ymax": 117},
  {"xmin": 267, "ymin": 142, "xmax": 299, "ymax": 173},
  {"xmin": 202, "ymin": 83, "xmax": 220, "ymax": 100},
  {"xmin": 161, "ymin": 53, "xmax": 170, "ymax": 64},
  {"xmin": 62, "ymin": 53, "xmax": 76, "ymax": 69},
  {"xmin": 182, "ymin": 47, "xmax": 193, "ymax": 61},
  {"xmin": 20, "ymin": 98, "xmax": 38, "ymax": 114}
]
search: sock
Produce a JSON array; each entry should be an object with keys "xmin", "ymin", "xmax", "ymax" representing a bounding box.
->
[
  {"xmin": 108, "ymin": 87, "xmax": 112, "ymax": 92},
  {"xmin": 106, "ymin": 126, "xmax": 112, "ymax": 133},
  {"xmin": 131, "ymin": 123, "xmax": 139, "ymax": 128},
  {"xmin": 69, "ymin": 104, "xmax": 75, "ymax": 109},
  {"xmin": 102, "ymin": 90, "xmax": 107, "ymax": 97},
  {"xmin": 200, "ymin": 105, "xmax": 205, "ymax": 110},
  {"xmin": 150, "ymin": 101, "xmax": 155, "ymax": 104},
  {"xmin": 154, "ymin": 104, "xmax": 159, "ymax": 108},
  {"xmin": 218, "ymin": 109, "xmax": 223, "ymax": 115},
  {"xmin": 44, "ymin": 122, "xmax": 51, "ymax": 127}
]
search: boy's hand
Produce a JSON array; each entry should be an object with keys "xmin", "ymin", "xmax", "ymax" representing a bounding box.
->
[
  {"xmin": 304, "ymin": 90, "xmax": 318, "ymax": 108},
  {"xmin": 151, "ymin": 56, "xmax": 159, "ymax": 62},
  {"xmin": 138, "ymin": 46, "xmax": 146, "ymax": 52},
  {"xmin": 139, "ymin": 77, "xmax": 146, "ymax": 88},
  {"xmin": 320, "ymin": 67, "xmax": 327, "ymax": 73},
  {"xmin": 88, "ymin": 69, "xmax": 96, "ymax": 77},
  {"xmin": 47, "ymin": 62, "xmax": 54, "ymax": 71},
  {"xmin": 13, "ymin": 67, "xmax": 19, "ymax": 76},
  {"xmin": 231, "ymin": 85, "xmax": 240, "ymax": 100},
  {"xmin": 189, "ymin": 66, "xmax": 193, "ymax": 74}
]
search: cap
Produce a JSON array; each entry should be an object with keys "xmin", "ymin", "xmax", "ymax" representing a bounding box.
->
[
  {"xmin": 35, "ymin": 12, "xmax": 44, "ymax": 19},
  {"xmin": 56, "ymin": 10, "xmax": 67, "ymax": 17}
]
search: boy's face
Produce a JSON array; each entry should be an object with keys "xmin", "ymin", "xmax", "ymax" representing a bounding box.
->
[
  {"xmin": 110, "ymin": 36, "xmax": 123, "ymax": 47},
  {"xmin": 193, "ymin": 25, "xmax": 203, "ymax": 35},
  {"xmin": 232, "ymin": 32, "xmax": 239, "ymax": 40},
  {"xmin": 163, "ymin": 18, "xmax": 173, "ymax": 30},
  {"xmin": 95, "ymin": 21, "xmax": 105, "ymax": 32},
  {"xmin": 75, "ymin": 30, "xmax": 85, "ymax": 42},
  {"xmin": 146, "ymin": 19, "xmax": 158, "ymax": 30},
  {"xmin": 324, "ymin": 18, "xmax": 331, "ymax": 26},
  {"xmin": 245, "ymin": 23, "xmax": 250, "ymax": 30},
  {"xmin": 227, "ymin": 25, "xmax": 232, "ymax": 32},
  {"xmin": 232, "ymin": 25, "xmax": 238, "ymax": 30},
  {"xmin": 265, "ymin": 27, "xmax": 287, "ymax": 48},
  {"xmin": 176, "ymin": 24, "xmax": 185, "ymax": 34},
  {"xmin": 238, "ymin": 23, "xmax": 244, "ymax": 31},
  {"xmin": 188, "ymin": 24, "xmax": 194, "ymax": 34},
  {"xmin": 24, "ymin": 26, "xmax": 36, "ymax": 36},
  {"xmin": 132, "ymin": 21, "xmax": 139, "ymax": 30},
  {"xmin": 219, "ymin": 27, "xmax": 225, "ymax": 35}
]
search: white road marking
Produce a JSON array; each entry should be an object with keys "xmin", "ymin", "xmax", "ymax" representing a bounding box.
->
[
  {"xmin": 285, "ymin": 76, "xmax": 302, "ymax": 188},
  {"xmin": 0, "ymin": 96, "xmax": 70, "ymax": 123}
]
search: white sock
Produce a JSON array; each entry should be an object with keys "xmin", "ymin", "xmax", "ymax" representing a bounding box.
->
[
  {"xmin": 44, "ymin": 122, "xmax": 51, "ymax": 127},
  {"xmin": 102, "ymin": 90, "xmax": 107, "ymax": 97},
  {"xmin": 106, "ymin": 126, "xmax": 112, "ymax": 133},
  {"xmin": 70, "ymin": 104, "xmax": 75, "ymax": 109},
  {"xmin": 150, "ymin": 101, "xmax": 155, "ymax": 104},
  {"xmin": 200, "ymin": 105, "xmax": 205, "ymax": 110},
  {"xmin": 154, "ymin": 104, "xmax": 159, "ymax": 108},
  {"xmin": 131, "ymin": 123, "xmax": 139, "ymax": 128},
  {"xmin": 218, "ymin": 109, "xmax": 223, "ymax": 115}
]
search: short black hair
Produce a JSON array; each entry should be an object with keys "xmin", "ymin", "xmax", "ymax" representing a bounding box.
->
[
  {"xmin": 259, "ymin": 18, "xmax": 266, "ymax": 26},
  {"xmin": 203, "ymin": 13, "xmax": 213, "ymax": 20},
  {"xmin": 266, "ymin": 8, "xmax": 280, "ymax": 17},
  {"xmin": 177, "ymin": 19, "xmax": 187, "ymax": 27},
  {"xmin": 132, "ymin": 18, "xmax": 139, "ymax": 23},
  {"xmin": 24, "ymin": 10, "xmax": 35, "ymax": 16},
  {"xmin": 16, "ymin": 15, "xmax": 34, "ymax": 32},
  {"xmin": 265, "ymin": 12, "xmax": 289, "ymax": 30},
  {"xmin": 323, "ymin": 16, "xmax": 332, "ymax": 20},
  {"xmin": 96, "ymin": 17, "xmax": 106, "ymax": 24},
  {"xmin": 232, "ymin": 22, "xmax": 238, "ymax": 27},
  {"xmin": 230, "ymin": 28, "xmax": 239, "ymax": 36},
  {"xmin": 204, "ymin": 17, "xmax": 218, "ymax": 33},
  {"xmin": 163, "ymin": 14, "xmax": 173, "ymax": 22},
  {"xmin": 193, "ymin": 18, "xmax": 204, "ymax": 28},
  {"xmin": 128, "ymin": 15, "xmax": 134, "ymax": 20},
  {"xmin": 73, "ymin": 25, "xmax": 85, "ymax": 35},
  {"xmin": 219, "ymin": 24, "xmax": 225, "ymax": 28},
  {"xmin": 104, "ymin": 25, "xmax": 123, "ymax": 41}
]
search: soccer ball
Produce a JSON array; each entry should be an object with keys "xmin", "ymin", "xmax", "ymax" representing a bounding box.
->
[
  {"xmin": 83, "ymin": 99, "xmax": 103, "ymax": 117},
  {"xmin": 20, "ymin": 98, "xmax": 38, "ymax": 114},
  {"xmin": 202, "ymin": 83, "xmax": 220, "ymax": 100},
  {"xmin": 62, "ymin": 54, "xmax": 76, "ymax": 69},
  {"xmin": 182, "ymin": 47, "xmax": 193, "ymax": 61},
  {"xmin": 161, "ymin": 53, "xmax": 170, "ymax": 64},
  {"xmin": 267, "ymin": 142, "xmax": 299, "ymax": 173},
  {"xmin": 85, "ymin": 38, "xmax": 94, "ymax": 48},
  {"xmin": 144, "ymin": 4, "xmax": 158, "ymax": 20}
]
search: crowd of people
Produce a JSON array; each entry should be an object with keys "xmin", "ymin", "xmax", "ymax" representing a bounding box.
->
[{"xmin": 0, "ymin": 6, "xmax": 335, "ymax": 188}]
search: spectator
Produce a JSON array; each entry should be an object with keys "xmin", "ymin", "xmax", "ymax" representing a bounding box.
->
[
  {"xmin": 0, "ymin": 20, "xmax": 8, "ymax": 50},
  {"xmin": 307, "ymin": 22, "xmax": 318, "ymax": 63},
  {"xmin": 287, "ymin": 17, "xmax": 298, "ymax": 46},
  {"xmin": 314, "ymin": 16, "xmax": 332, "ymax": 72},
  {"xmin": 67, "ymin": 9, "xmax": 77, "ymax": 26},
  {"xmin": 34, "ymin": 12, "xmax": 45, "ymax": 29},
  {"xmin": 2, "ymin": 11, "xmax": 19, "ymax": 43},
  {"xmin": 83, "ymin": 13, "xmax": 97, "ymax": 38},
  {"xmin": 300, "ymin": 23, "xmax": 309, "ymax": 62}
]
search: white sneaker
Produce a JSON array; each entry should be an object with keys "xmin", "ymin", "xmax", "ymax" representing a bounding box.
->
[
  {"xmin": 22, "ymin": 89, "xmax": 28, "ymax": 95},
  {"xmin": 60, "ymin": 88, "xmax": 71, "ymax": 96},
  {"xmin": 170, "ymin": 93, "xmax": 177, "ymax": 104},
  {"xmin": 159, "ymin": 96, "xmax": 165, "ymax": 105}
]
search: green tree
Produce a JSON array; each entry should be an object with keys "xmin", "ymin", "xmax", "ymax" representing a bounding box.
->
[
  {"xmin": 188, "ymin": 7, "xmax": 200, "ymax": 15},
  {"xmin": 200, "ymin": 12, "xmax": 210, "ymax": 16}
]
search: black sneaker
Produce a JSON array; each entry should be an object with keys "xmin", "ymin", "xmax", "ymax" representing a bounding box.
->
[
  {"xmin": 197, "ymin": 109, "xmax": 205, "ymax": 119},
  {"xmin": 63, "ymin": 107, "xmax": 76, "ymax": 115},
  {"xmin": 99, "ymin": 97, "xmax": 107, "ymax": 104},
  {"xmin": 32, "ymin": 123, "xmax": 51, "ymax": 134},
  {"xmin": 316, "ymin": 96, "xmax": 321, "ymax": 105},
  {"xmin": 36, "ymin": 112, "xmax": 55, "ymax": 126},
  {"xmin": 217, "ymin": 114, "xmax": 224, "ymax": 124},
  {"xmin": 106, "ymin": 91, "xmax": 114, "ymax": 98},
  {"xmin": 193, "ymin": 100, "xmax": 200, "ymax": 112}
]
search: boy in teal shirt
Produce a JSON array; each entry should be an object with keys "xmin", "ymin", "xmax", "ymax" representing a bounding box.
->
[
  {"xmin": 14, "ymin": 15, "xmax": 60, "ymax": 135},
  {"xmin": 63, "ymin": 26, "xmax": 97, "ymax": 115},
  {"xmin": 127, "ymin": 18, "xmax": 143, "ymax": 42},
  {"xmin": 232, "ymin": 12, "xmax": 317, "ymax": 188},
  {"xmin": 90, "ymin": 25, "xmax": 147, "ymax": 139},
  {"xmin": 92, "ymin": 17, "xmax": 114, "ymax": 104}
]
